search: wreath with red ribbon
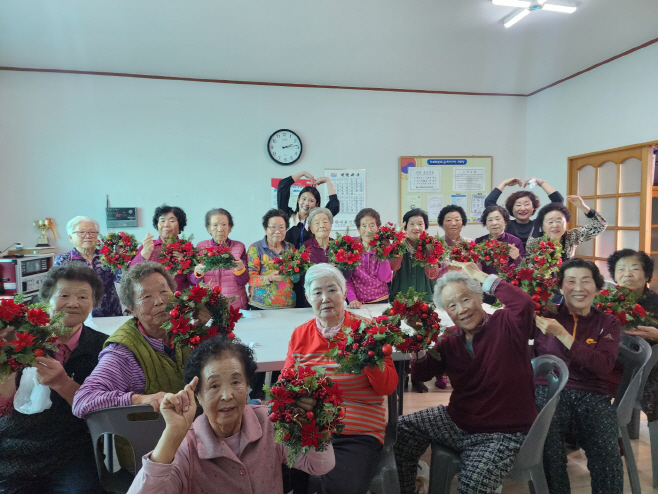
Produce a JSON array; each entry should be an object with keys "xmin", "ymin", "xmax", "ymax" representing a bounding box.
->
[
  {"xmin": 99, "ymin": 232, "xmax": 138, "ymax": 274},
  {"xmin": 161, "ymin": 284, "xmax": 242, "ymax": 349},
  {"xmin": 411, "ymin": 232, "xmax": 446, "ymax": 267},
  {"xmin": 368, "ymin": 223, "xmax": 406, "ymax": 261},
  {"xmin": 157, "ymin": 234, "xmax": 198, "ymax": 275},
  {"xmin": 328, "ymin": 234, "xmax": 363, "ymax": 270}
]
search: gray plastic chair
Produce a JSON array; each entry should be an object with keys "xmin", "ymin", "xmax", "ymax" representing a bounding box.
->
[
  {"xmin": 613, "ymin": 334, "xmax": 652, "ymax": 494},
  {"xmin": 85, "ymin": 405, "xmax": 165, "ymax": 494},
  {"xmin": 428, "ymin": 355, "xmax": 569, "ymax": 494}
]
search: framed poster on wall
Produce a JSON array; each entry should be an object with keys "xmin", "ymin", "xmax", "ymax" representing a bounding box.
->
[{"xmin": 399, "ymin": 156, "xmax": 492, "ymax": 225}]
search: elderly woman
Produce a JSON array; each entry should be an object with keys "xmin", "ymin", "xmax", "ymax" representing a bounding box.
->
[
  {"xmin": 284, "ymin": 264, "xmax": 398, "ymax": 494},
  {"xmin": 0, "ymin": 264, "xmax": 107, "ymax": 493},
  {"xmin": 54, "ymin": 215, "xmax": 122, "ymax": 317},
  {"xmin": 484, "ymin": 176, "xmax": 564, "ymax": 247},
  {"xmin": 533, "ymin": 258, "xmax": 622, "ymax": 493},
  {"xmin": 277, "ymin": 170, "xmax": 340, "ymax": 248},
  {"xmin": 73, "ymin": 262, "xmax": 208, "ymax": 418},
  {"xmin": 247, "ymin": 209, "xmax": 299, "ymax": 310},
  {"xmin": 474, "ymin": 205, "xmax": 524, "ymax": 275},
  {"xmin": 130, "ymin": 205, "xmax": 191, "ymax": 292},
  {"xmin": 526, "ymin": 195, "xmax": 606, "ymax": 260},
  {"xmin": 302, "ymin": 207, "xmax": 335, "ymax": 264},
  {"xmin": 127, "ymin": 337, "xmax": 334, "ymax": 494},
  {"xmin": 395, "ymin": 262, "xmax": 537, "ymax": 494},
  {"xmin": 190, "ymin": 208, "xmax": 249, "ymax": 310},
  {"xmin": 345, "ymin": 208, "xmax": 393, "ymax": 309},
  {"xmin": 607, "ymin": 250, "xmax": 658, "ymax": 426}
]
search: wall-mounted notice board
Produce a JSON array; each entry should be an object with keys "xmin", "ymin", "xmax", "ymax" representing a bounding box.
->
[{"xmin": 399, "ymin": 156, "xmax": 493, "ymax": 226}]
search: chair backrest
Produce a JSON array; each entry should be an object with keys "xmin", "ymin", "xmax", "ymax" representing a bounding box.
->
[
  {"xmin": 383, "ymin": 389, "xmax": 398, "ymax": 450},
  {"xmin": 85, "ymin": 405, "xmax": 166, "ymax": 476},
  {"xmin": 635, "ymin": 342, "xmax": 658, "ymax": 409},
  {"xmin": 614, "ymin": 334, "xmax": 651, "ymax": 425},
  {"xmin": 511, "ymin": 354, "xmax": 569, "ymax": 471}
]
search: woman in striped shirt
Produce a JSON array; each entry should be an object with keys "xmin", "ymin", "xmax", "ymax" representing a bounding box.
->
[{"xmin": 284, "ymin": 264, "xmax": 398, "ymax": 494}]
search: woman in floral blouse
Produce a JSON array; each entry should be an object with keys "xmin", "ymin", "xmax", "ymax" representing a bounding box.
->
[
  {"xmin": 54, "ymin": 215, "xmax": 122, "ymax": 317},
  {"xmin": 247, "ymin": 209, "xmax": 299, "ymax": 309},
  {"xmin": 526, "ymin": 195, "xmax": 607, "ymax": 260}
]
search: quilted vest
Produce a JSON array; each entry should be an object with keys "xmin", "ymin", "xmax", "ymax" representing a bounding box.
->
[{"xmin": 104, "ymin": 318, "xmax": 191, "ymax": 395}]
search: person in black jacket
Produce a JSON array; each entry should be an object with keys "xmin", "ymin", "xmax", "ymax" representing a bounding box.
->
[
  {"xmin": 276, "ymin": 171, "xmax": 340, "ymax": 249},
  {"xmin": 0, "ymin": 264, "xmax": 108, "ymax": 494},
  {"xmin": 484, "ymin": 176, "xmax": 563, "ymax": 248}
]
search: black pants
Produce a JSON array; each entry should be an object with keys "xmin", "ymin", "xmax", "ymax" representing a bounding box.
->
[{"xmin": 285, "ymin": 434, "xmax": 382, "ymax": 494}]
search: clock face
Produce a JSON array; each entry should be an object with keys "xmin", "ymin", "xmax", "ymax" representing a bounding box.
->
[{"xmin": 268, "ymin": 129, "xmax": 302, "ymax": 165}]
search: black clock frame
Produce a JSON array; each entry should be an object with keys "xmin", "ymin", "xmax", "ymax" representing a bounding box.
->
[{"xmin": 267, "ymin": 129, "xmax": 302, "ymax": 165}]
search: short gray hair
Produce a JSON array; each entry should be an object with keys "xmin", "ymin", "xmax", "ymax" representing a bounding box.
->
[
  {"xmin": 434, "ymin": 272, "xmax": 483, "ymax": 309},
  {"xmin": 304, "ymin": 263, "xmax": 346, "ymax": 296},
  {"xmin": 307, "ymin": 207, "xmax": 334, "ymax": 227},
  {"xmin": 66, "ymin": 216, "xmax": 100, "ymax": 236},
  {"xmin": 119, "ymin": 261, "xmax": 176, "ymax": 309}
]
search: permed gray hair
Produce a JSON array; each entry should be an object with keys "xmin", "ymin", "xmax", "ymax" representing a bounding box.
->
[
  {"xmin": 307, "ymin": 207, "xmax": 334, "ymax": 227},
  {"xmin": 433, "ymin": 272, "xmax": 483, "ymax": 309},
  {"xmin": 119, "ymin": 261, "xmax": 176, "ymax": 309},
  {"xmin": 39, "ymin": 263, "xmax": 104, "ymax": 308},
  {"xmin": 304, "ymin": 263, "xmax": 346, "ymax": 297},
  {"xmin": 66, "ymin": 216, "xmax": 100, "ymax": 236}
]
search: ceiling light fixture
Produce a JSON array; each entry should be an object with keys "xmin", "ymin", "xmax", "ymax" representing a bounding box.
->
[{"xmin": 494, "ymin": 0, "xmax": 578, "ymax": 28}]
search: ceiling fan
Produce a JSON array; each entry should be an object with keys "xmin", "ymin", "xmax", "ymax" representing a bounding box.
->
[{"xmin": 492, "ymin": 0, "xmax": 578, "ymax": 28}]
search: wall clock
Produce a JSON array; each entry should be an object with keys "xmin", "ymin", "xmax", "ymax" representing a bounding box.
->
[{"xmin": 268, "ymin": 129, "xmax": 302, "ymax": 165}]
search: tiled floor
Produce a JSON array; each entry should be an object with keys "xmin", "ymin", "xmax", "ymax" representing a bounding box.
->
[{"xmin": 403, "ymin": 378, "xmax": 658, "ymax": 493}]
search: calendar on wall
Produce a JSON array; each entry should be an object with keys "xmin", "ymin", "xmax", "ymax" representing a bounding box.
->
[{"xmin": 324, "ymin": 169, "xmax": 366, "ymax": 233}]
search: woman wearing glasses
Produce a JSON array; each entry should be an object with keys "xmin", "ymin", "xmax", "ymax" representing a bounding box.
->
[
  {"xmin": 54, "ymin": 215, "xmax": 123, "ymax": 317},
  {"xmin": 247, "ymin": 209, "xmax": 299, "ymax": 310}
]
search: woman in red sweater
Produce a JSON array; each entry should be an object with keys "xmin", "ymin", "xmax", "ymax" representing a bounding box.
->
[{"xmin": 284, "ymin": 263, "xmax": 398, "ymax": 494}]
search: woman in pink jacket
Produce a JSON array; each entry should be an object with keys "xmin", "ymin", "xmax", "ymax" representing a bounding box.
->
[
  {"xmin": 190, "ymin": 208, "xmax": 249, "ymax": 310},
  {"xmin": 127, "ymin": 337, "xmax": 334, "ymax": 494}
]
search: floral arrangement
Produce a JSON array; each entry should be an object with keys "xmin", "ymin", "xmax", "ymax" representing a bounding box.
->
[
  {"xmin": 492, "ymin": 235, "xmax": 564, "ymax": 314},
  {"xmin": 326, "ymin": 316, "xmax": 404, "ymax": 374},
  {"xmin": 161, "ymin": 284, "xmax": 242, "ymax": 349},
  {"xmin": 265, "ymin": 364, "xmax": 345, "ymax": 467},
  {"xmin": 476, "ymin": 237, "xmax": 512, "ymax": 276},
  {"xmin": 411, "ymin": 232, "xmax": 446, "ymax": 268},
  {"xmin": 99, "ymin": 231, "xmax": 138, "ymax": 273},
  {"xmin": 272, "ymin": 247, "xmax": 313, "ymax": 279},
  {"xmin": 158, "ymin": 234, "xmax": 198, "ymax": 275},
  {"xmin": 449, "ymin": 240, "xmax": 482, "ymax": 264},
  {"xmin": 594, "ymin": 285, "xmax": 655, "ymax": 328},
  {"xmin": 368, "ymin": 223, "xmax": 406, "ymax": 261},
  {"xmin": 383, "ymin": 287, "xmax": 445, "ymax": 353},
  {"xmin": 328, "ymin": 234, "xmax": 363, "ymax": 270},
  {"xmin": 0, "ymin": 295, "xmax": 69, "ymax": 383},
  {"xmin": 198, "ymin": 244, "xmax": 236, "ymax": 273}
]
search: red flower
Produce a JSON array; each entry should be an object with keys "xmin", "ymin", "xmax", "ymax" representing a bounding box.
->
[
  {"xmin": 300, "ymin": 420, "xmax": 323, "ymax": 448},
  {"xmin": 187, "ymin": 285, "xmax": 208, "ymax": 304},
  {"xmin": 27, "ymin": 308, "xmax": 50, "ymax": 326},
  {"xmin": 0, "ymin": 299, "xmax": 23, "ymax": 323},
  {"xmin": 11, "ymin": 332, "xmax": 37, "ymax": 351},
  {"xmin": 268, "ymin": 386, "xmax": 296, "ymax": 412},
  {"xmin": 324, "ymin": 384, "xmax": 344, "ymax": 406}
]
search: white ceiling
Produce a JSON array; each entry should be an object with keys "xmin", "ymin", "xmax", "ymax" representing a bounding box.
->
[{"xmin": 1, "ymin": 0, "xmax": 657, "ymax": 95}]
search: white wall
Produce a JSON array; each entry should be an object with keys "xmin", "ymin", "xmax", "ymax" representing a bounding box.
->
[
  {"xmin": 0, "ymin": 70, "xmax": 527, "ymax": 254},
  {"xmin": 525, "ymin": 42, "xmax": 658, "ymax": 193}
]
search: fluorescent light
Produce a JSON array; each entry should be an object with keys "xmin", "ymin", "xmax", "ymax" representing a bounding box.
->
[
  {"xmin": 504, "ymin": 8, "xmax": 531, "ymax": 28},
  {"xmin": 542, "ymin": 2, "xmax": 577, "ymax": 13},
  {"xmin": 492, "ymin": 0, "xmax": 531, "ymax": 8}
]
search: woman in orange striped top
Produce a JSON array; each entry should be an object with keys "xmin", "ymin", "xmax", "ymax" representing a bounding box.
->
[{"xmin": 283, "ymin": 263, "xmax": 398, "ymax": 494}]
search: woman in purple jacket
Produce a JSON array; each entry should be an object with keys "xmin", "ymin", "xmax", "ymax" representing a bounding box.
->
[
  {"xmin": 345, "ymin": 208, "xmax": 392, "ymax": 308},
  {"xmin": 533, "ymin": 258, "xmax": 623, "ymax": 494},
  {"xmin": 190, "ymin": 208, "xmax": 248, "ymax": 310}
]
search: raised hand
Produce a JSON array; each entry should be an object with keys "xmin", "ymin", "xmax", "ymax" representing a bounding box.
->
[
  {"xmin": 523, "ymin": 177, "xmax": 544, "ymax": 188},
  {"xmin": 449, "ymin": 261, "xmax": 486, "ymax": 283},
  {"xmin": 499, "ymin": 178, "xmax": 523, "ymax": 189},
  {"xmin": 566, "ymin": 195, "xmax": 590, "ymax": 212},
  {"xmin": 160, "ymin": 377, "xmax": 198, "ymax": 433},
  {"xmin": 141, "ymin": 233, "xmax": 155, "ymax": 260}
]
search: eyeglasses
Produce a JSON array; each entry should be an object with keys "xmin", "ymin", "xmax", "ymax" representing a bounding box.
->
[
  {"xmin": 72, "ymin": 231, "xmax": 99, "ymax": 238},
  {"xmin": 267, "ymin": 226, "xmax": 287, "ymax": 231}
]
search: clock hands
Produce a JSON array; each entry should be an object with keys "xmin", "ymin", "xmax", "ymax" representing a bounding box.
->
[{"xmin": 282, "ymin": 144, "xmax": 300, "ymax": 149}]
